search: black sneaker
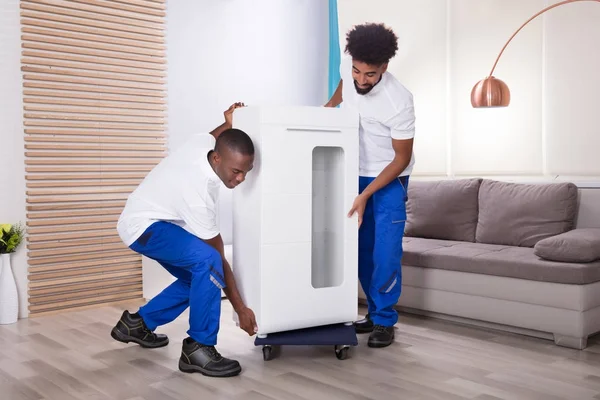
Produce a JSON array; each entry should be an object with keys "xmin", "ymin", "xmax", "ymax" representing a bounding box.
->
[
  {"xmin": 354, "ymin": 314, "xmax": 374, "ymax": 334},
  {"xmin": 368, "ymin": 325, "xmax": 395, "ymax": 348},
  {"xmin": 110, "ymin": 310, "xmax": 169, "ymax": 348},
  {"xmin": 178, "ymin": 337, "xmax": 241, "ymax": 378}
]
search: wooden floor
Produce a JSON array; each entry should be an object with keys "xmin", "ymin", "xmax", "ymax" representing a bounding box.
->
[{"xmin": 1, "ymin": 300, "xmax": 599, "ymax": 400}]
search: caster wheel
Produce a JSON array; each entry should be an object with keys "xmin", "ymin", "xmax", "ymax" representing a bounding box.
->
[
  {"xmin": 262, "ymin": 345, "xmax": 274, "ymax": 361},
  {"xmin": 334, "ymin": 345, "xmax": 349, "ymax": 360}
]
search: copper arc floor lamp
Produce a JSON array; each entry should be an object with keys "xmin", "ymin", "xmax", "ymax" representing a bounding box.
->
[{"xmin": 471, "ymin": 0, "xmax": 600, "ymax": 108}]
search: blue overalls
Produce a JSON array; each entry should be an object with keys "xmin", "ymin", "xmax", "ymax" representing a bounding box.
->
[
  {"xmin": 130, "ymin": 221, "xmax": 226, "ymax": 346},
  {"xmin": 358, "ymin": 175, "xmax": 409, "ymax": 327}
]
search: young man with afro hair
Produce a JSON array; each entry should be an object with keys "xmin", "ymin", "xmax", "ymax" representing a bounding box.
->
[{"xmin": 326, "ymin": 23, "xmax": 416, "ymax": 348}]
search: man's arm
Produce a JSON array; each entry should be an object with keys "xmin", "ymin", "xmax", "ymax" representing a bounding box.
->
[
  {"xmin": 209, "ymin": 102, "xmax": 245, "ymax": 140},
  {"xmin": 209, "ymin": 122, "xmax": 231, "ymax": 141},
  {"xmin": 324, "ymin": 79, "xmax": 343, "ymax": 107},
  {"xmin": 360, "ymin": 138, "xmax": 413, "ymax": 199},
  {"xmin": 347, "ymin": 138, "xmax": 413, "ymax": 227},
  {"xmin": 203, "ymin": 234, "xmax": 245, "ymax": 311},
  {"xmin": 202, "ymin": 233, "xmax": 257, "ymax": 335}
]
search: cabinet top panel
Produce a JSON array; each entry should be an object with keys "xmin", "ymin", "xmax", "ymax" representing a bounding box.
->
[{"xmin": 234, "ymin": 105, "xmax": 359, "ymax": 130}]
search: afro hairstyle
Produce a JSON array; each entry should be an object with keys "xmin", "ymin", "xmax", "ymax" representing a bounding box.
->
[{"xmin": 345, "ymin": 23, "xmax": 398, "ymax": 66}]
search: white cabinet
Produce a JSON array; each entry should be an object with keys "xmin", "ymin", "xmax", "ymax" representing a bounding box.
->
[{"xmin": 232, "ymin": 106, "xmax": 360, "ymax": 335}]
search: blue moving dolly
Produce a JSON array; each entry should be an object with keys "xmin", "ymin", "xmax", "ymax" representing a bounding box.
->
[{"xmin": 254, "ymin": 322, "xmax": 358, "ymax": 361}]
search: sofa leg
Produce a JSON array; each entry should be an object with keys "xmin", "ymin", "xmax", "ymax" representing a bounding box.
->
[{"xmin": 553, "ymin": 334, "xmax": 588, "ymax": 349}]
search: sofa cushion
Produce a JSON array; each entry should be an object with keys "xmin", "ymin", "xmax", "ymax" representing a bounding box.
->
[
  {"xmin": 402, "ymin": 237, "xmax": 600, "ymax": 285},
  {"xmin": 405, "ymin": 178, "xmax": 481, "ymax": 242},
  {"xmin": 534, "ymin": 228, "xmax": 600, "ymax": 263},
  {"xmin": 476, "ymin": 180, "xmax": 578, "ymax": 247}
]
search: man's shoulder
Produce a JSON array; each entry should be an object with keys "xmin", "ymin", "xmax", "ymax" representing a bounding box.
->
[{"xmin": 382, "ymin": 72, "xmax": 413, "ymax": 105}]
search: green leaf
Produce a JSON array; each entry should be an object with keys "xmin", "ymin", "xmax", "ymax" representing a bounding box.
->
[{"xmin": 0, "ymin": 222, "xmax": 24, "ymax": 254}]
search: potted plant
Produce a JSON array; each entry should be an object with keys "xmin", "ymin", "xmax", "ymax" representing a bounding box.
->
[{"xmin": 0, "ymin": 223, "xmax": 25, "ymax": 324}]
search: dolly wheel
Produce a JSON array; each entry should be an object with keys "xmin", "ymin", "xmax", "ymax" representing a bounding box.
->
[
  {"xmin": 262, "ymin": 345, "xmax": 274, "ymax": 361},
  {"xmin": 334, "ymin": 345, "xmax": 349, "ymax": 360}
]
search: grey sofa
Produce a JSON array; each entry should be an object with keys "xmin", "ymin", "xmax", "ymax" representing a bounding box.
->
[{"xmin": 359, "ymin": 178, "xmax": 600, "ymax": 349}]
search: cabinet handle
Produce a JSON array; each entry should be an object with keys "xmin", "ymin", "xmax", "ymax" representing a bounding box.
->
[{"xmin": 286, "ymin": 127, "xmax": 342, "ymax": 133}]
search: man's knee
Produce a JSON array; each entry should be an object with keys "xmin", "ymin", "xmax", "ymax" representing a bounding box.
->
[{"xmin": 189, "ymin": 243, "xmax": 221, "ymax": 268}]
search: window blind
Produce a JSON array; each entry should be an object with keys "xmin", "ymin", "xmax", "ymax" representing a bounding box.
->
[{"xmin": 21, "ymin": 0, "xmax": 167, "ymax": 317}]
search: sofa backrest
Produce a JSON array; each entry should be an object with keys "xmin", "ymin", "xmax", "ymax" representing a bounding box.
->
[
  {"xmin": 406, "ymin": 178, "xmax": 581, "ymax": 247},
  {"xmin": 405, "ymin": 178, "xmax": 482, "ymax": 242},
  {"xmin": 475, "ymin": 179, "xmax": 578, "ymax": 247}
]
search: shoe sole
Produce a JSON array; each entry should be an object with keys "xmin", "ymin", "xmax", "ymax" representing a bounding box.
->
[
  {"xmin": 178, "ymin": 359, "xmax": 241, "ymax": 378},
  {"xmin": 367, "ymin": 338, "xmax": 394, "ymax": 348},
  {"xmin": 110, "ymin": 327, "xmax": 169, "ymax": 349},
  {"xmin": 355, "ymin": 326, "xmax": 374, "ymax": 334}
]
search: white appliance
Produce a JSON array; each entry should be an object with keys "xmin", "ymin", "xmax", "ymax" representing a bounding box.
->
[{"xmin": 232, "ymin": 105, "xmax": 360, "ymax": 335}]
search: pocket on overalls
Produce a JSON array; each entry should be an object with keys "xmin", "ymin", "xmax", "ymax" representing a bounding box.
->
[
  {"xmin": 391, "ymin": 210, "xmax": 407, "ymax": 224},
  {"xmin": 397, "ymin": 176, "xmax": 409, "ymax": 202},
  {"xmin": 209, "ymin": 261, "xmax": 226, "ymax": 290},
  {"xmin": 209, "ymin": 271, "xmax": 225, "ymax": 290},
  {"xmin": 391, "ymin": 177, "xmax": 408, "ymax": 224},
  {"xmin": 379, "ymin": 270, "xmax": 399, "ymax": 294}
]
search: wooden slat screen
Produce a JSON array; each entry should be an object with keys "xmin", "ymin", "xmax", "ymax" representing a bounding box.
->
[{"xmin": 21, "ymin": 0, "xmax": 167, "ymax": 317}]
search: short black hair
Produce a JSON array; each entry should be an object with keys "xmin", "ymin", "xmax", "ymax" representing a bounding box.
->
[
  {"xmin": 345, "ymin": 23, "xmax": 398, "ymax": 66},
  {"xmin": 215, "ymin": 128, "xmax": 254, "ymax": 156}
]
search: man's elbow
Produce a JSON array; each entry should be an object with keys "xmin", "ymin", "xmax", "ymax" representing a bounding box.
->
[{"xmin": 393, "ymin": 152, "xmax": 412, "ymax": 171}]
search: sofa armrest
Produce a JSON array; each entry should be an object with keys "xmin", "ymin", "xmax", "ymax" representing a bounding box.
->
[{"xmin": 534, "ymin": 228, "xmax": 600, "ymax": 263}]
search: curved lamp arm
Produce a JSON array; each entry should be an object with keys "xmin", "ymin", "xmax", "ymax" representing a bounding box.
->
[{"xmin": 472, "ymin": 0, "xmax": 600, "ymax": 108}]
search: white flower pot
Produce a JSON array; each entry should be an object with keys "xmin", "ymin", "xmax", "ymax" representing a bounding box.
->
[{"xmin": 0, "ymin": 253, "xmax": 19, "ymax": 324}]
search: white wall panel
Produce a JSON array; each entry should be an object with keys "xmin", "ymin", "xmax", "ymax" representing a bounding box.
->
[
  {"xmin": 0, "ymin": 0, "xmax": 27, "ymax": 318},
  {"xmin": 167, "ymin": 0, "xmax": 329, "ymax": 150},
  {"xmin": 544, "ymin": 0, "xmax": 600, "ymax": 176},
  {"xmin": 450, "ymin": 0, "xmax": 545, "ymax": 176}
]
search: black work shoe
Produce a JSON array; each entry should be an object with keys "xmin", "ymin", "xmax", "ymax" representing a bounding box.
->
[
  {"xmin": 354, "ymin": 314, "xmax": 374, "ymax": 334},
  {"xmin": 178, "ymin": 337, "xmax": 241, "ymax": 378},
  {"xmin": 368, "ymin": 325, "xmax": 395, "ymax": 348},
  {"xmin": 110, "ymin": 310, "xmax": 169, "ymax": 348}
]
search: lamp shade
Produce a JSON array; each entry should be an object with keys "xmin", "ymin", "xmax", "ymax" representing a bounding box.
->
[{"xmin": 471, "ymin": 77, "xmax": 511, "ymax": 107}]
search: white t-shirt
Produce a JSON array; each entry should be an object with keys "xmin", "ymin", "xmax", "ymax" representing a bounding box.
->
[
  {"xmin": 117, "ymin": 134, "xmax": 222, "ymax": 247},
  {"xmin": 339, "ymin": 56, "xmax": 416, "ymax": 177}
]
